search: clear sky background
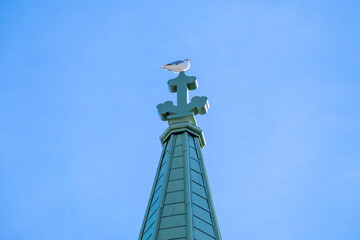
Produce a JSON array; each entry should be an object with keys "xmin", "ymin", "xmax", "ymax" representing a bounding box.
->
[{"xmin": 1, "ymin": 1, "xmax": 359, "ymax": 239}]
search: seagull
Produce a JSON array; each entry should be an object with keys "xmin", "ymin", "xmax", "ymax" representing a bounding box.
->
[{"xmin": 160, "ymin": 59, "xmax": 192, "ymax": 73}]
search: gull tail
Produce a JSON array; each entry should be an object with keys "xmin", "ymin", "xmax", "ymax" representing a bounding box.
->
[{"xmin": 160, "ymin": 65, "xmax": 172, "ymax": 71}]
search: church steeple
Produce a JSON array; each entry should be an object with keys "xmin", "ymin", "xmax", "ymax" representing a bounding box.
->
[{"xmin": 138, "ymin": 71, "xmax": 221, "ymax": 240}]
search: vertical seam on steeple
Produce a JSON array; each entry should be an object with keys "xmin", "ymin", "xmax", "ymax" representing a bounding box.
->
[
  {"xmin": 152, "ymin": 134, "xmax": 176, "ymax": 240},
  {"xmin": 184, "ymin": 132, "xmax": 194, "ymax": 240},
  {"xmin": 138, "ymin": 140, "xmax": 169, "ymax": 240},
  {"xmin": 195, "ymin": 138, "xmax": 222, "ymax": 240}
]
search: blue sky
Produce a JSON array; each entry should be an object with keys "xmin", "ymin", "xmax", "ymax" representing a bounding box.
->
[{"xmin": 1, "ymin": 1, "xmax": 359, "ymax": 239}]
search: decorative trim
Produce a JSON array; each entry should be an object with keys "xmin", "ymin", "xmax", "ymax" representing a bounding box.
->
[{"xmin": 160, "ymin": 122, "xmax": 206, "ymax": 148}]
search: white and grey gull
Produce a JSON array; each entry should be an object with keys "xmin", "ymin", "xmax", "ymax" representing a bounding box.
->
[{"xmin": 160, "ymin": 59, "xmax": 192, "ymax": 73}]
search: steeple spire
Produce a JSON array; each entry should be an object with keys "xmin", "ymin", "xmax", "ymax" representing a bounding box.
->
[{"xmin": 138, "ymin": 71, "xmax": 221, "ymax": 240}]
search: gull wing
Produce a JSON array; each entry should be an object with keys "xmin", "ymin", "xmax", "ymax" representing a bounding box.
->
[{"xmin": 164, "ymin": 60, "xmax": 184, "ymax": 66}]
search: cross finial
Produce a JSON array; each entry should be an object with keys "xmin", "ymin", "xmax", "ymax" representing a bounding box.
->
[{"xmin": 157, "ymin": 72, "xmax": 209, "ymax": 125}]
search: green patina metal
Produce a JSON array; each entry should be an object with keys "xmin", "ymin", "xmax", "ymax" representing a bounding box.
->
[
  {"xmin": 138, "ymin": 71, "xmax": 221, "ymax": 240},
  {"xmin": 157, "ymin": 71, "xmax": 209, "ymax": 126}
]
